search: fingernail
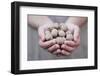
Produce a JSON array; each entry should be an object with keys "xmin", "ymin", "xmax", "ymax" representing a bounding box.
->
[
  {"xmin": 57, "ymin": 49, "xmax": 60, "ymax": 52},
  {"xmin": 62, "ymin": 50, "xmax": 70, "ymax": 55},
  {"xmin": 61, "ymin": 44, "xmax": 65, "ymax": 48}
]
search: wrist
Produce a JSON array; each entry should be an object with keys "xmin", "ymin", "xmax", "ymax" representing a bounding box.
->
[{"xmin": 65, "ymin": 23, "xmax": 79, "ymax": 32}]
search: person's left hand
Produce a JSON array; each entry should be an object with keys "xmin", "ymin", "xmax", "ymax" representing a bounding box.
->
[{"xmin": 53, "ymin": 23, "xmax": 80, "ymax": 56}]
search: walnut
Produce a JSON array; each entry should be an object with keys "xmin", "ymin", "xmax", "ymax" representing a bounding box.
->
[
  {"xmin": 66, "ymin": 33, "xmax": 73, "ymax": 40},
  {"xmin": 45, "ymin": 30, "xmax": 51, "ymax": 34},
  {"xmin": 62, "ymin": 37, "xmax": 66, "ymax": 42},
  {"xmin": 53, "ymin": 23, "xmax": 59, "ymax": 29},
  {"xmin": 66, "ymin": 31, "xmax": 72, "ymax": 34},
  {"xmin": 44, "ymin": 23, "xmax": 73, "ymax": 43},
  {"xmin": 58, "ymin": 30, "xmax": 65, "ymax": 37},
  {"xmin": 45, "ymin": 33, "xmax": 53, "ymax": 40},
  {"xmin": 60, "ymin": 23, "xmax": 68, "ymax": 31},
  {"xmin": 51, "ymin": 29, "xmax": 58, "ymax": 37},
  {"xmin": 45, "ymin": 30, "xmax": 52, "ymax": 40},
  {"xmin": 56, "ymin": 37, "xmax": 65, "ymax": 44}
]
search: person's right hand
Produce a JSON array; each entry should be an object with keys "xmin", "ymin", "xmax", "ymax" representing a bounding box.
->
[{"xmin": 38, "ymin": 24, "xmax": 60, "ymax": 52}]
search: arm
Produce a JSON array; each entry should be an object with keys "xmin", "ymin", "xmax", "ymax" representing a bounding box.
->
[
  {"xmin": 65, "ymin": 17, "xmax": 87, "ymax": 27},
  {"xmin": 60, "ymin": 17, "xmax": 87, "ymax": 56},
  {"xmin": 28, "ymin": 15, "xmax": 59, "ymax": 52},
  {"xmin": 28, "ymin": 15, "xmax": 53, "ymax": 28},
  {"xmin": 65, "ymin": 17, "xmax": 87, "ymax": 41}
]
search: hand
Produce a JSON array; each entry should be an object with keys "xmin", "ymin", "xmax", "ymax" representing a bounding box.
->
[
  {"xmin": 61, "ymin": 23, "xmax": 80, "ymax": 55},
  {"xmin": 38, "ymin": 24, "xmax": 59, "ymax": 51},
  {"xmin": 53, "ymin": 23, "xmax": 80, "ymax": 56}
]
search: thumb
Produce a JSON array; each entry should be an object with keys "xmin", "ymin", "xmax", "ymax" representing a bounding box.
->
[
  {"xmin": 74, "ymin": 28, "xmax": 80, "ymax": 42},
  {"xmin": 38, "ymin": 27, "xmax": 45, "ymax": 41}
]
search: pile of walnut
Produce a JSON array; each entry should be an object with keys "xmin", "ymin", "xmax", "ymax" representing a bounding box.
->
[{"xmin": 45, "ymin": 23, "xmax": 73, "ymax": 44}]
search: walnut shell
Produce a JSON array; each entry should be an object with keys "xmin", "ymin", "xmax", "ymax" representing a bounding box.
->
[
  {"xmin": 45, "ymin": 33, "xmax": 52, "ymax": 40},
  {"xmin": 66, "ymin": 33, "xmax": 73, "ymax": 40},
  {"xmin": 62, "ymin": 37, "xmax": 66, "ymax": 42},
  {"xmin": 58, "ymin": 30, "xmax": 65, "ymax": 37},
  {"xmin": 45, "ymin": 30, "xmax": 51, "ymax": 34},
  {"xmin": 53, "ymin": 23, "xmax": 59, "ymax": 29},
  {"xmin": 66, "ymin": 31, "xmax": 72, "ymax": 34},
  {"xmin": 60, "ymin": 23, "xmax": 68, "ymax": 31},
  {"xmin": 56, "ymin": 37, "xmax": 64, "ymax": 44},
  {"xmin": 51, "ymin": 29, "xmax": 58, "ymax": 37}
]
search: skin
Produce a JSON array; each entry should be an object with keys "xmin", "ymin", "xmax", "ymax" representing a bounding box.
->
[
  {"xmin": 28, "ymin": 16, "xmax": 59, "ymax": 52},
  {"xmin": 28, "ymin": 16, "xmax": 87, "ymax": 56},
  {"xmin": 55, "ymin": 17, "xmax": 87, "ymax": 56}
]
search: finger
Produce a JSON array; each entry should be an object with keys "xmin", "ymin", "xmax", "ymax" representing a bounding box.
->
[
  {"xmin": 75, "ymin": 36, "xmax": 80, "ymax": 47},
  {"xmin": 64, "ymin": 40, "xmax": 80, "ymax": 47},
  {"xmin": 64, "ymin": 40, "xmax": 76, "ymax": 47},
  {"xmin": 53, "ymin": 49, "xmax": 61, "ymax": 55},
  {"xmin": 48, "ymin": 44, "xmax": 60, "ymax": 52},
  {"xmin": 39, "ymin": 39, "xmax": 56, "ymax": 48},
  {"xmin": 61, "ymin": 50, "xmax": 71, "ymax": 56},
  {"xmin": 74, "ymin": 27, "xmax": 80, "ymax": 42},
  {"xmin": 61, "ymin": 44, "xmax": 75, "ymax": 52},
  {"xmin": 38, "ymin": 27, "xmax": 45, "ymax": 41}
]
